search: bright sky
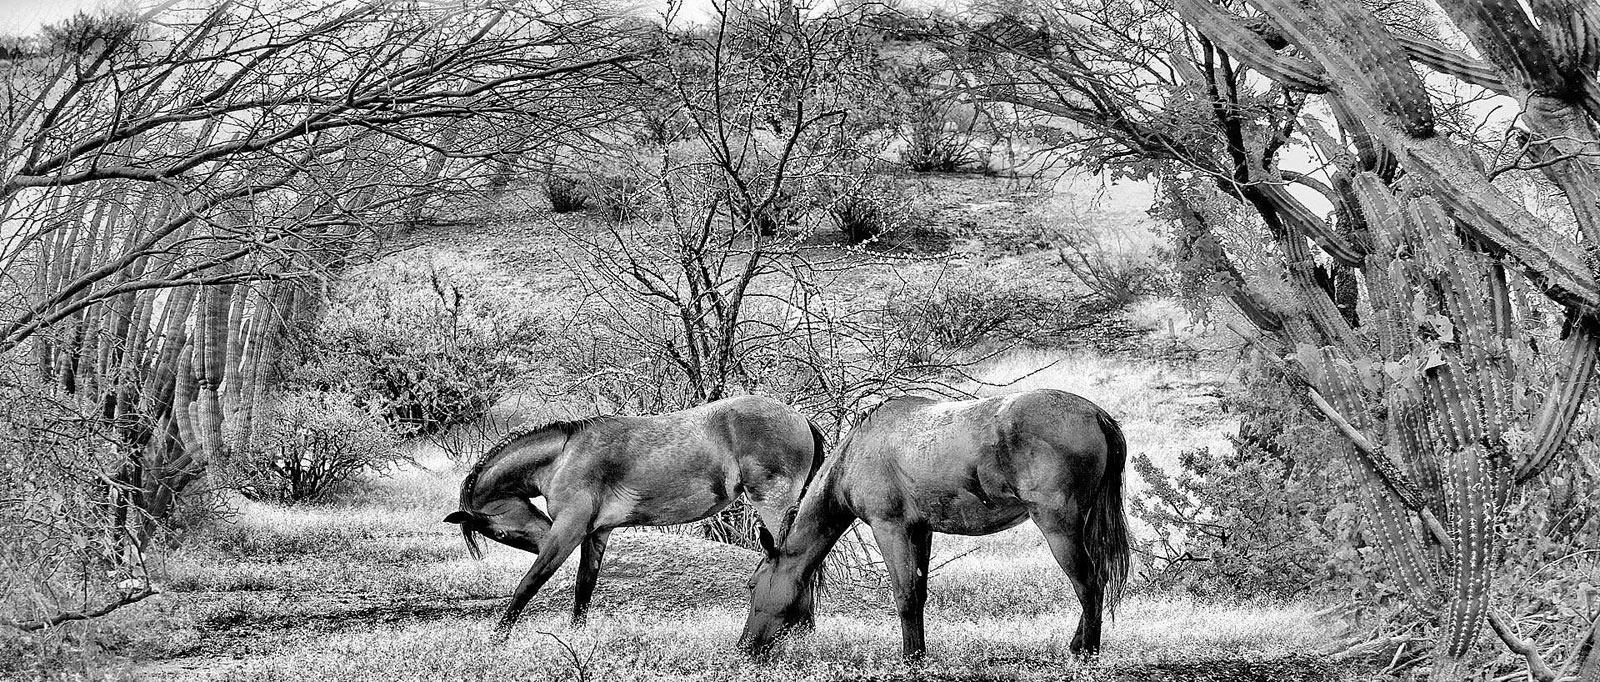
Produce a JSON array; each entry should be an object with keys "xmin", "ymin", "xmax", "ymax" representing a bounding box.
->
[{"xmin": 0, "ymin": 0, "xmax": 107, "ymax": 34}]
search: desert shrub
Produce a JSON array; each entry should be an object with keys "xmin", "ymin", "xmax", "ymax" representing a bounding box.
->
[
  {"xmin": 901, "ymin": 120, "xmax": 980, "ymax": 173},
  {"xmin": 232, "ymin": 390, "xmax": 400, "ymax": 504},
  {"xmin": 888, "ymin": 273, "xmax": 1066, "ymax": 351},
  {"xmin": 0, "ymin": 375, "xmax": 155, "ymax": 637},
  {"xmin": 888, "ymin": 62, "xmax": 986, "ymax": 174},
  {"xmin": 1130, "ymin": 360, "xmax": 1371, "ymax": 602},
  {"xmin": 290, "ymin": 266, "xmax": 541, "ymax": 438},
  {"xmin": 1489, "ymin": 429, "xmax": 1600, "ymax": 670},
  {"xmin": 1032, "ymin": 196, "xmax": 1170, "ymax": 306},
  {"xmin": 545, "ymin": 175, "xmax": 587, "ymax": 213},
  {"xmin": 820, "ymin": 171, "xmax": 915, "ymax": 244}
]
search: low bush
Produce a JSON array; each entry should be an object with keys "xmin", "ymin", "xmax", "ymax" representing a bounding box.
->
[
  {"xmin": 545, "ymin": 175, "xmax": 587, "ymax": 213},
  {"xmin": 232, "ymin": 390, "xmax": 400, "ymax": 504},
  {"xmin": 288, "ymin": 265, "xmax": 542, "ymax": 438},
  {"xmin": 1031, "ymin": 196, "xmax": 1170, "ymax": 306},
  {"xmin": 900, "ymin": 123, "xmax": 980, "ymax": 173},
  {"xmin": 1128, "ymin": 359, "xmax": 1371, "ymax": 603},
  {"xmin": 887, "ymin": 273, "xmax": 1068, "ymax": 351},
  {"xmin": 820, "ymin": 172, "xmax": 915, "ymax": 244}
]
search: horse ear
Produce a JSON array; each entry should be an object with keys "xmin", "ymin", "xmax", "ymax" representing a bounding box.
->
[
  {"xmin": 757, "ymin": 527, "xmax": 777, "ymax": 558},
  {"xmin": 443, "ymin": 511, "xmax": 477, "ymax": 525}
]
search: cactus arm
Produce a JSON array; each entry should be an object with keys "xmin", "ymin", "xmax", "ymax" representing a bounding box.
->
[
  {"xmin": 1516, "ymin": 314, "xmax": 1600, "ymax": 482},
  {"xmin": 1404, "ymin": 138, "xmax": 1600, "ymax": 310},
  {"xmin": 1246, "ymin": 0, "xmax": 1436, "ymax": 138},
  {"xmin": 1433, "ymin": 0, "xmax": 1566, "ymax": 96},
  {"xmin": 1391, "ymin": 35, "xmax": 1507, "ymax": 93},
  {"xmin": 1255, "ymin": 181, "xmax": 1366, "ymax": 266},
  {"xmin": 1170, "ymin": 0, "xmax": 1329, "ymax": 93},
  {"xmin": 1441, "ymin": 445, "xmax": 1507, "ymax": 664},
  {"xmin": 1306, "ymin": 388, "xmax": 1427, "ymax": 509}
]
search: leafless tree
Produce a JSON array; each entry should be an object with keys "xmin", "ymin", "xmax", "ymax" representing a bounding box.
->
[{"xmin": 0, "ymin": 0, "xmax": 645, "ymax": 630}]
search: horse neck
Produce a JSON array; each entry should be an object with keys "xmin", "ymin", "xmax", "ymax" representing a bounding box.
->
[
  {"xmin": 780, "ymin": 471, "xmax": 854, "ymax": 577},
  {"xmin": 469, "ymin": 431, "xmax": 565, "ymax": 506}
]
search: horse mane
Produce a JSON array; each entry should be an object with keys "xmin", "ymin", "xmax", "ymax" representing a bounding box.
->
[{"xmin": 458, "ymin": 415, "xmax": 611, "ymax": 510}]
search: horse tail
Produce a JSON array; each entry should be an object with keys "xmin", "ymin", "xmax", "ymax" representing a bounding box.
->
[
  {"xmin": 1086, "ymin": 410, "xmax": 1130, "ymax": 615},
  {"xmin": 802, "ymin": 420, "xmax": 829, "ymax": 603},
  {"xmin": 804, "ymin": 421, "xmax": 827, "ymax": 494}
]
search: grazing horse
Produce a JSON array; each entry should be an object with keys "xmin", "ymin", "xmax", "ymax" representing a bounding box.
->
[
  {"xmin": 446, "ymin": 395, "xmax": 825, "ymax": 638},
  {"xmin": 740, "ymin": 389, "xmax": 1129, "ymax": 660}
]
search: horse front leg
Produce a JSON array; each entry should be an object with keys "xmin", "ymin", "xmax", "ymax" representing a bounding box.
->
[
  {"xmin": 572, "ymin": 529, "xmax": 612, "ymax": 626},
  {"xmin": 494, "ymin": 519, "xmax": 587, "ymax": 641},
  {"xmin": 874, "ymin": 521, "xmax": 933, "ymax": 661}
]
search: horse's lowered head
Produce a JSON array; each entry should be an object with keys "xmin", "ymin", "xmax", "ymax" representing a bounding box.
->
[
  {"xmin": 739, "ymin": 531, "xmax": 818, "ymax": 657},
  {"xmin": 444, "ymin": 496, "xmax": 552, "ymax": 558}
]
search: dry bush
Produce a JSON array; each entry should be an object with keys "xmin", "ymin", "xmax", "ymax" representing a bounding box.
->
[
  {"xmin": 290, "ymin": 265, "xmax": 542, "ymax": 438},
  {"xmin": 230, "ymin": 391, "xmax": 401, "ymax": 504},
  {"xmin": 888, "ymin": 273, "xmax": 1069, "ymax": 351},
  {"xmin": 0, "ymin": 374, "xmax": 155, "ymax": 639},
  {"xmin": 819, "ymin": 171, "xmax": 917, "ymax": 244},
  {"xmin": 1031, "ymin": 195, "xmax": 1169, "ymax": 306},
  {"xmin": 545, "ymin": 175, "xmax": 588, "ymax": 213}
]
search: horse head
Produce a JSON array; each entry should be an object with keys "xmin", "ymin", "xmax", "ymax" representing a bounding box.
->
[
  {"xmin": 739, "ymin": 532, "xmax": 817, "ymax": 657},
  {"xmin": 443, "ymin": 496, "xmax": 552, "ymax": 558}
]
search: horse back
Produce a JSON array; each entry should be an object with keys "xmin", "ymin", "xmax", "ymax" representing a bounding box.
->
[
  {"xmin": 550, "ymin": 396, "xmax": 816, "ymax": 527},
  {"xmin": 837, "ymin": 390, "xmax": 1112, "ymax": 532}
]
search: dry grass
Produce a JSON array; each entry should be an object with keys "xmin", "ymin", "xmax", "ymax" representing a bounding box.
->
[{"xmin": 56, "ymin": 346, "xmax": 1356, "ymax": 681}]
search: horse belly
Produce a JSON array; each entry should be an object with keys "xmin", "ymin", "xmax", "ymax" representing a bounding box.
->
[
  {"xmin": 918, "ymin": 494, "xmax": 1029, "ymax": 536},
  {"xmin": 591, "ymin": 470, "xmax": 736, "ymax": 528}
]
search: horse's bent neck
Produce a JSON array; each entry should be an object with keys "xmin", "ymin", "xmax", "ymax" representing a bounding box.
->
[
  {"xmin": 781, "ymin": 471, "xmax": 854, "ymax": 577},
  {"xmin": 467, "ymin": 429, "xmax": 570, "ymax": 507}
]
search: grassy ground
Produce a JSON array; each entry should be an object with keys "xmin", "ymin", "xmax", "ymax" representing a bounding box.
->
[
  {"xmin": 5, "ymin": 173, "xmax": 1367, "ymax": 680},
  {"xmin": 2, "ymin": 348, "xmax": 1363, "ymax": 681}
]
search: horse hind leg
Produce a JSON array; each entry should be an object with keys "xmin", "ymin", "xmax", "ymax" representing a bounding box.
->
[
  {"xmin": 572, "ymin": 530, "xmax": 612, "ymax": 626},
  {"xmin": 1032, "ymin": 509, "xmax": 1104, "ymax": 657}
]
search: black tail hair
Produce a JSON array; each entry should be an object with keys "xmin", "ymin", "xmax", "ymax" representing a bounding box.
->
[
  {"xmin": 800, "ymin": 421, "xmax": 829, "ymax": 602},
  {"xmin": 1086, "ymin": 410, "xmax": 1131, "ymax": 615},
  {"xmin": 804, "ymin": 421, "xmax": 826, "ymax": 495}
]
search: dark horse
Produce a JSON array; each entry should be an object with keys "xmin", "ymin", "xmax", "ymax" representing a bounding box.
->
[
  {"xmin": 740, "ymin": 389, "xmax": 1129, "ymax": 660},
  {"xmin": 446, "ymin": 395, "xmax": 825, "ymax": 638}
]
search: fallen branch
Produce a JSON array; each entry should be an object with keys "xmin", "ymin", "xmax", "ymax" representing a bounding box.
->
[
  {"xmin": 1331, "ymin": 633, "xmax": 1415, "ymax": 660},
  {"xmin": 1486, "ymin": 610, "xmax": 1560, "ymax": 682},
  {"xmin": 4, "ymin": 589, "xmax": 158, "ymax": 632}
]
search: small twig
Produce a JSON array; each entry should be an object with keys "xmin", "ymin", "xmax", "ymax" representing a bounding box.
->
[
  {"xmin": 537, "ymin": 630, "xmax": 593, "ymax": 682},
  {"xmin": 928, "ymin": 548, "xmax": 977, "ymax": 576}
]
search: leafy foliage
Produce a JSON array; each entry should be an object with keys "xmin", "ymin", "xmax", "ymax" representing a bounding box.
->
[
  {"xmin": 231, "ymin": 391, "xmax": 400, "ymax": 504},
  {"xmin": 289, "ymin": 267, "xmax": 541, "ymax": 438},
  {"xmin": 1130, "ymin": 360, "xmax": 1374, "ymax": 603}
]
